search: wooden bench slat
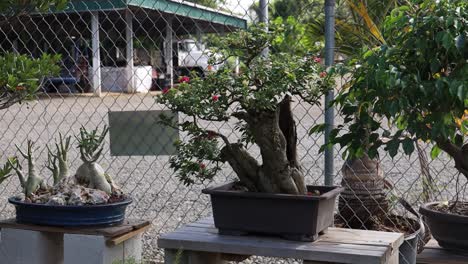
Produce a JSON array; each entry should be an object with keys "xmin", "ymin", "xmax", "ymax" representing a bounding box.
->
[
  {"xmin": 106, "ymin": 222, "xmax": 151, "ymax": 246},
  {"xmin": 159, "ymin": 232, "xmax": 389, "ymax": 264},
  {"xmin": 170, "ymin": 226, "xmax": 397, "ymax": 251},
  {"xmin": 159, "ymin": 217, "xmax": 403, "ymax": 264},
  {"xmin": 0, "ymin": 218, "xmax": 150, "ymax": 238},
  {"xmin": 161, "ymin": 230, "xmax": 390, "ymax": 252},
  {"xmin": 417, "ymin": 239, "xmax": 468, "ymax": 264},
  {"xmin": 180, "ymin": 225, "xmax": 402, "ymax": 243}
]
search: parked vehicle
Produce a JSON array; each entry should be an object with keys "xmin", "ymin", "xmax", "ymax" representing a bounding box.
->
[{"xmin": 173, "ymin": 39, "xmax": 222, "ymax": 79}]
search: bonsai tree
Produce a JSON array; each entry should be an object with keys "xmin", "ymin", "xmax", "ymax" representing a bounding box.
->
[
  {"xmin": 328, "ymin": 0, "xmax": 466, "ymax": 213},
  {"xmin": 158, "ymin": 24, "xmax": 332, "ymax": 194}
]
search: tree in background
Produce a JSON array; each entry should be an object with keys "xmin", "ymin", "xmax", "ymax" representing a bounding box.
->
[
  {"xmin": 249, "ymin": 0, "xmax": 400, "ymax": 56},
  {"xmin": 0, "ymin": 0, "xmax": 67, "ymax": 15},
  {"xmin": 0, "ymin": 0, "xmax": 64, "ymax": 109}
]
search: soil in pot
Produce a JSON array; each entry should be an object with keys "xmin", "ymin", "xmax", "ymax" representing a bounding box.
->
[
  {"xmin": 420, "ymin": 201, "xmax": 468, "ymax": 252},
  {"xmin": 429, "ymin": 201, "xmax": 468, "ymax": 215},
  {"xmin": 336, "ymin": 215, "xmax": 423, "ymax": 264}
]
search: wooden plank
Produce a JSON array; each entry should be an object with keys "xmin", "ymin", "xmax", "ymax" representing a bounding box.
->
[
  {"xmin": 318, "ymin": 227, "xmax": 403, "ymax": 257},
  {"xmin": 106, "ymin": 222, "xmax": 151, "ymax": 246},
  {"xmin": 180, "ymin": 219, "xmax": 403, "ymax": 249},
  {"xmin": 0, "ymin": 218, "xmax": 150, "ymax": 237},
  {"xmin": 417, "ymin": 248, "xmax": 468, "ymax": 264},
  {"xmin": 193, "ymin": 218, "xmax": 403, "ymax": 239},
  {"xmin": 159, "ymin": 217, "xmax": 403, "ymax": 264},
  {"xmin": 186, "ymin": 218, "xmax": 402, "ymax": 245},
  {"xmin": 417, "ymin": 239, "xmax": 468, "ymax": 264},
  {"xmin": 159, "ymin": 231, "xmax": 387, "ymax": 264},
  {"xmin": 163, "ymin": 232, "xmax": 390, "ymax": 255},
  {"xmin": 170, "ymin": 226, "xmax": 396, "ymax": 254}
]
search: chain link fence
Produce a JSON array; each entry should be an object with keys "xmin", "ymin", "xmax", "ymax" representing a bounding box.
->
[{"xmin": 0, "ymin": 0, "xmax": 464, "ymax": 263}]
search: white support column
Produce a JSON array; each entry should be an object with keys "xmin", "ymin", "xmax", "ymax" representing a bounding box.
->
[
  {"xmin": 125, "ymin": 9, "xmax": 135, "ymax": 93},
  {"xmin": 91, "ymin": 11, "xmax": 102, "ymax": 97},
  {"xmin": 195, "ymin": 22, "xmax": 202, "ymax": 45},
  {"xmin": 164, "ymin": 16, "xmax": 174, "ymax": 88}
]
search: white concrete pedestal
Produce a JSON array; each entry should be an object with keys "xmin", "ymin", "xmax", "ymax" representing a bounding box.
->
[
  {"xmin": 0, "ymin": 219, "xmax": 149, "ymax": 264},
  {"xmin": 64, "ymin": 233, "xmax": 142, "ymax": 264},
  {"xmin": 0, "ymin": 228, "xmax": 63, "ymax": 264}
]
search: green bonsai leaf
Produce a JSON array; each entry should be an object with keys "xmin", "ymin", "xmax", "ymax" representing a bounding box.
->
[{"xmin": 170, "ymin": 135, "xmax": 222, "ymax": 186}]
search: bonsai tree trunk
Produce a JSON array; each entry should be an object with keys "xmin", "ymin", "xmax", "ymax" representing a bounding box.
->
[
  {"xmin": 220, "ymin": 97, "xmax": 307, "ymax": 195},
  {"xmin": 339, "ymin": 155, "xmax": 389, "ymax": 229},
  {"xmin": 437, "ymin": 140, "xmax": 468, "ymax": 179}
]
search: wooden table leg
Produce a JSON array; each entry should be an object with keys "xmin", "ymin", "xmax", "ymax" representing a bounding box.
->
[
  {"xmin": 387, "ymin": 249, "xmax": 399, "ymax": 264},
  {"xmin": 164, "ymin": 249, "xmax": 228, "ymax": 264},
  {"xmin": 164, "ymin": 249, "xmax": 186, "ymax": 264}
]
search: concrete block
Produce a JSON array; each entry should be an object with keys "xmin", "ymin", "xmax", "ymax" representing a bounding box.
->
[
  {"xmin": 64, "ymin": 233, "xmax": 142, "ymax": 264},
  {"xmin": 0, "ymin": 228, "xmax": 63, "ymax": 264}
]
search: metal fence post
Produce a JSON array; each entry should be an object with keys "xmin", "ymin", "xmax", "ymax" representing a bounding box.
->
[
  {"xmin": 324, "ymin": 0, "xmax": 336, "ymax": 186},
  {"xmin": 259, "ymin": 0, "xmax": 269, "ymax": 57}
]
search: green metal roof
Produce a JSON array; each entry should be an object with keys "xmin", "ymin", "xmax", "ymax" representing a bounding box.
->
[{"xmin": 61, "ymin": 0, "xmax": 247, "ymax": 29}]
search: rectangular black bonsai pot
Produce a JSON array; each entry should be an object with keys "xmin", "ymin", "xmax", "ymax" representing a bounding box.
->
[{"xmin": 202, "ymin": 182, "xmax": 344, "ymax": 241}]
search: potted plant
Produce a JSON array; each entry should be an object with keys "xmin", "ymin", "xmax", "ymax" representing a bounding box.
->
[
  {"xmin": 1, "ymin": 125, "xmax": 132, "ymax": 226},
  {"xmin": 323, "ymin": 0, "xmax": 466, "ymax": 252},
  {"xmin": 157, "ymin": 24, "xmax": 342, "ymax": 241}
]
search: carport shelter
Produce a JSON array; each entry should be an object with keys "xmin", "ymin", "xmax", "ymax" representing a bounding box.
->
[{"xmin": 0, "ymin": 0, "xmax": 247, "ymax": 94}]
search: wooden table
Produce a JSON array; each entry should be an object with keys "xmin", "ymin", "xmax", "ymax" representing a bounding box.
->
[
  {"xmin": 0, "ymin": 218, "xmax": 150, "ymax": 264},
  {"xmin": 158, "ymin": 217, "xmax": 404, "ymax": 264},
  {"xmin": 417, "ymin": 239, "xmax": 468, "ymax": 264}
]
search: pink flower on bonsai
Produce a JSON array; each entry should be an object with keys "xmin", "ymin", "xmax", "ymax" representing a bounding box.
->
[
  {"xmin": 162, "ymin": 87, "xmax": 170, "ymax": 94},
  {"xmin": 212, "ymin": 95, "xmax": 220, "ymax": 102},
  {"xmin": 199, "ymin": 163, "xmax": 206, "ymax": 170},
  {"xmin": 319, "ymin": 71, "xmax": 327, "ymax": 78},
  {"xmin": 179, "ymin": 76, "xmax": 190, "ymax": 83},
  {"xmin": 313, "ymin": 57, "xmax": 322, "ymax": 63}
]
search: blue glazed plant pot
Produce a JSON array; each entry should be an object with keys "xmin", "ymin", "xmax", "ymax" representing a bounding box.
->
[{"xmin": 8, "ymin": 197, "xmax": 132, "ymax": 227}]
